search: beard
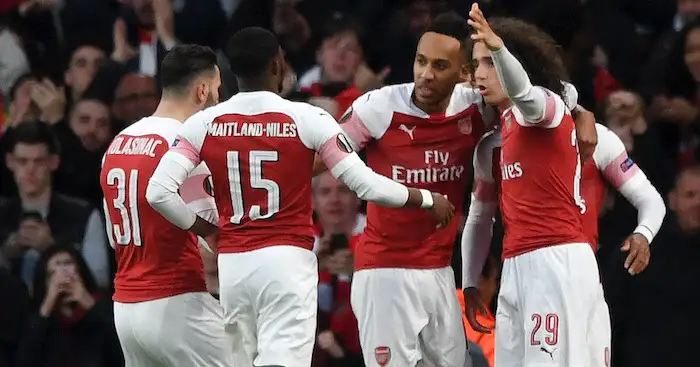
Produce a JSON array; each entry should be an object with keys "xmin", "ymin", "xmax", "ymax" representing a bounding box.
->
[{"xmin": 204, "ymin": 92, "xmax": 218, "ymax": 108}]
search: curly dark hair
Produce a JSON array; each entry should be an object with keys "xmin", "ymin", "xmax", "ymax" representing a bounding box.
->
[
  {"xmin": 663, "ymin": 19, "xmax": 700, "ymax": 100},
  {"xmin": 466, "ymin": 17, "xmax": 570, "ymax": 101}
]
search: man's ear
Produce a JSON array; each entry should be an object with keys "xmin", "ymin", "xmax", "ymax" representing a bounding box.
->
[
  {"xmin": 5, "ymin": 153, "xmax": 15, "ymax": 172},
  {"xmin": 48, "ymin": 154, "xmax": 60, "ymax": 172}
]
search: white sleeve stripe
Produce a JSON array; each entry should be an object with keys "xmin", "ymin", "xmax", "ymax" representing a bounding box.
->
[{"xmin": 330, "ymin": 154, "xmax": 361, "ymax": 178}]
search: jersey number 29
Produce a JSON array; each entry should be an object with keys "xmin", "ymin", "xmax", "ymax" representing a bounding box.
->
[
  {"xmin": 106, "ymin": 168, "xmax": 142, "ymax": 246},
  {"xmin": 226, "ymin": 150, "xmax": 280, "ymax": 224}
]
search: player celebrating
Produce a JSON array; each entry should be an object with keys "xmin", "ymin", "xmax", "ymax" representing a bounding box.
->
[
  {"xmin": 100, "ymin": 45, "xmax": 233, "ymax": 366},
  {"xmin": 145, "ymin": 27, "xmax": 455, "ymax": 367},
  {"xmin": 464, "ymin": 5, "xmax": 613, "ymax": 365},
  {"xmin": 316, "ymin": 13, "xmax": 495, "ymax": 367},
  {"xmin": 461, "ymin": 100, "xmax": 666, "ymax": 329}
]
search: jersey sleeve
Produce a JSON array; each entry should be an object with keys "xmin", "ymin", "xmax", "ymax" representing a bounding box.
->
[
  {"xmin": 491, "ymin": 46, "xmax": 567, "ymax": 129},
  {"xmin": 146, "ymin": 111, "xmax": 210, "ymax": 230},
  {"xmin": 593, "ymin": 125, "xmax": 666, "ymax": 243},
  {"xmin": 296, "ymin": 104, "xmax": 410, "ymax": 207},
  {"xmin": 461, "ymin": 132, "xmax": 499, "ymax": 289},
  {"xmin": 339, "ymin": 89, "xmax": 393, "ymax": 150},
  {"xmin": 181, "ymin": 162, "xmax": 218, "ymax": 225}
]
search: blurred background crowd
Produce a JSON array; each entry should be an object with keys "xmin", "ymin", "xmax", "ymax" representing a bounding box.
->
[{"xmin": 0, "ymin": 0, "xmax": 699, "ymax": 366}]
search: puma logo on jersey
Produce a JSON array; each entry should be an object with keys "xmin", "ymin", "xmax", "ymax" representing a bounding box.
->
[
  {"xmin": 398, "ymin": 124, "xmax": 416, "ymax": 140},
  {"xmin": 540, "ymin": 346, "xmax": 557, "ymax": 360}
]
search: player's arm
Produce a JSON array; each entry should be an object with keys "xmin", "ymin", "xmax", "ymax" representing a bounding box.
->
[
  {"xmin": 461, "ymin": 134, "xmax": 499, "ymax": 333},
  {"xmin": 595, "ymin": 126, "xmax": 666, "ymax": 244},
  {"xmin": 146, "ymin": 113, "xmax": 217, "ymax": 237},
  {"xmin": 300, "ymin": 107, "xmax": 454, "ymax": 226},
  {"xmin": 461, "ymin": 137, "xmax": 499, "ymax": 290},
  {"xmin": 312, "ymin": 95, "xmax": 377, "ymax": 176}
]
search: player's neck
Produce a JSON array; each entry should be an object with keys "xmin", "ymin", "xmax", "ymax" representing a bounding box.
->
[
  {"xmin": 152, "ymin": 99, "xmax": 198, "ymax": 123},
  {"xmin": 20, "ymin": 187, "xmax": 51, "ymax": 207},
  {"xmin": 411, "ymin": 93, "xmax": 450, "ymax": 116},
  {"xmin": 236, "ymin": 78, "xmax": 278, "ymax": 94}
]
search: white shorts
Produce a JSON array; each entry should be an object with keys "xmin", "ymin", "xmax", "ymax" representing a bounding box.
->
[
  {"xmin": 114, "ymin": 292, "xmax": 234, "ymax": 367},
  {"xmin": 218, "ymin": 245, "xmax": 318, "ymax": 367},
  {"xmin": 351, "ymin": 267, "xmax": 470, "ymax": 367},
  {"xmin": 496, "ymin": 243, "xmax": 611, "ymax": 367}
]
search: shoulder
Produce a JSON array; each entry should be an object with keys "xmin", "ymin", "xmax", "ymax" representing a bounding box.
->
[
  {"xmin": 474, "ymin": 130, "xmax": 501, "ymax": 170},
  {"xmin": 119, "ymin": 117, "xmax": 181, "ymax": 143},
  {"xmin": 352, "ymin": 83, "xmax": 412, "ymax": 116},
  {"xmin": 592, "ymin": 123, "xmax": 626, "ymax": 168}
]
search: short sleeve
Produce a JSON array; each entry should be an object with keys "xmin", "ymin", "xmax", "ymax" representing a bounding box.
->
[
  {"xmin": 296, "ymin": 104, "xmax": 357, "ymax": 177},
  {"xmin": 472, "ymin": 131, "xmax": 499, "ymax": 202},
  {"xmin": 172, "ymin": 110, "xmax": 211, "ymax": 165}
]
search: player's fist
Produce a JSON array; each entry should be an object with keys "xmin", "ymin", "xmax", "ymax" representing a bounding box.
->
[
  {"xmin": 621, "ymin": 233, "xmax": 650, "ymax": 276},
  {"xmin": 429, "ymin": 193, "xmax": 455, "ymax": 228},
  {"xmin": 468, "ymin": 3, "xmax": 503, "ymax": 51}
]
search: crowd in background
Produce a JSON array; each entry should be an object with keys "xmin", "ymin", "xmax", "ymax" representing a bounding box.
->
[{"xmin": 0, "ymin": 0, "xmax": 699, "ymax": 366}]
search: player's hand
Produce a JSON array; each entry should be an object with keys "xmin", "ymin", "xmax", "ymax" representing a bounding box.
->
[
  {"xmin": 463, "ymin": 287, "xmax": 492, "ymax": 334},
  {"xmin": 621, "ymin": 233, "xmax": 650, "ymax": 276},
  {"xmin": 429, "ymin": 193, "xmax": 455, "ymax": 228},
  {"xmin": 468, "ymin": 3, "xmax": 503, "ymax": 51},
  {"xmin": 189, "ymin": 216, "xmax": 219, "ymax": 238},
  {"xmin": 573, "ymin": 105, "xmax": 597, "ymax": 162}
]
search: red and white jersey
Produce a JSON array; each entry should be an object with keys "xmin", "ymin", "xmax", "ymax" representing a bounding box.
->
[
  {"xmin": 499, "ymin": 90, "xmax": 587, "ymax": 258},
  {"xmin": 581, "ymin": 123, "xmax": 665, "ymax": 247},
  {"xmin": 342, "ymin": 83, "xmax": 495, "ymax": 270},
  {"xmin": 159, "ymin": 91, "xmax": 397, "ymax": 254},
  {"xmin": 100, "ymin": 117, "xmax": 217, "ymax": 303}
]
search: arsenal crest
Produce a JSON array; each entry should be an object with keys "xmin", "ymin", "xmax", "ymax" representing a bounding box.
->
[
  {"xmin": 458, "ymin": 117, "xmax": 472, "ymax": 135},
  {"xmin": 375, "ymin": 346, "xmax": 391, "ymax": 366}
]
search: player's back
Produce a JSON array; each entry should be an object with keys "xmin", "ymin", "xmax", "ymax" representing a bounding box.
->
[
  {"xmin": 499, "ymin": 91, "xmax": 587, "ymax": 258},
  {"xmin": 346, "ymin": 83, "xmax": 492, "ymax": 269},
  {"xmin": 101, "ymin": 117, "xmax": 207, "ymax": 303},
  {"xmin": 194, "ymin": 91, "xmax": 323, "ymax": 253}
]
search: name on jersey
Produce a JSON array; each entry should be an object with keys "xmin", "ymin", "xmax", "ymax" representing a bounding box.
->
[
  {"xmin": 391, "ymin": 150, "xmax": 465, "ymax": 184},
  {"xmin": 208, "ymin": 122, "xmax": 297, "ymax": 138},
  {"xmin": 106, "ymin": 136, "xmax": 162, "ymax": 157},
  {"xmin": 501, "ymin": 162, "xmax": 523, "ymax": 181}
]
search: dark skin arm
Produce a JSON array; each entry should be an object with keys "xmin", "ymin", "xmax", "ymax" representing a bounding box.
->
[{"xmin": 572, "ymin": 104, "xmax": 598, "ymax": 163}]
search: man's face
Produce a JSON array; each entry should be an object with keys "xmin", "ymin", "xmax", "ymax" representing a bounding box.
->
[
  {"xmin": 113, "ymin": 74, "xmax": 159, "ymax": 125},
  {"xmin": 670, "ymin": 171, "xmax": 700, "ymax": 233},
  {"xmin": 201, "ymin": 66, "xmax": 222, "ymax": 108},
  {"xmin": 678, "ymin": 0, "xmax": 700, "ymax": 22},
  {"xmin": 472, "ymin": 42, "xmax": 507, "ymax": 106},
  {"xmin": 70, "ymin": 99, "xmax": 112, "ymax": 152},
  {"xmin": 6, "ymin": 143, "xmax": 58, "ymax": 196},
  {"xmin": 64, "ymin": 45, "xmax": 105, "ymax": 98},
  {"xmin": 319, "ymin": 31, "xmax": 363, "ymax": 83},
  {"xmin": 413, "ymin": 32, "xmax": 463, "ymax": 106},
  {"xmin": 313, "ymin": 172, "xmax": 360, "ymax": 228}
]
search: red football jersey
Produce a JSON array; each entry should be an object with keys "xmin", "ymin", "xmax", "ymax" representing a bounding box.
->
[
  {"xmin": 499, "ymin": 90, "xmax": 587, "ymax": 259},
  {"xmin": 100, "ymin": 117, "xmax": 217, "ymax": 303},
  {"xmin": 170, "ymin": 91, "xmax": 361, "ymax": 254},
  {"xmin": 342, "ymin": 83, "xmax": 496, "ymax": 270},
  {"xmin": 472, "ymin": 123, "xmax": 647, "ymax": 253}
]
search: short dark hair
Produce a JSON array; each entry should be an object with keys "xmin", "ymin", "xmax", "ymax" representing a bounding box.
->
[
  {"xmin": 321, "ymin": 15, "xmax": 364, "ymax": 43},
  {"xmin": 225, "ymin": 27, "xmax": 280, "ymax": 78},
  {"xmin": 8, "ymin": 121, "xmax": 60, "ymax": 155},
  {"xmin": 427, "ymin": 12, "xmax": 470, "ymax": 53},
  {"xmin": 160, "ymin": 44, "xmax": 218, "ymax": 95}
]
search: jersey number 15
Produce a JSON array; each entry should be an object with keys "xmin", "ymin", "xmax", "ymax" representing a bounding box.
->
[{"xmin": 226, "ymin": 150, "xmax": 280, "ymax": 224}]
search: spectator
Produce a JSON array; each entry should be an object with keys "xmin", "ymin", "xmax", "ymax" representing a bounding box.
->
[
  {"xmin": 0, "ymin": 121, "xmax": 110, "ymax": 290},
  {"xmin": 312, "ymin": 171, "xmax": 365, "ymax": 246},
  {"xmin": 14, "ymin": 245, "xmax": 123, "ymax": 367},
  {"xmin": 601, "ymin": 165, "xmax": 700, "ymax": 367},
  {"xmin": 63, "ymin": 44, "xmax": 107, "ymax": 107},
  {"xmin": 111, "ymin": 73, "xmax": 159, "ymax": 127}
]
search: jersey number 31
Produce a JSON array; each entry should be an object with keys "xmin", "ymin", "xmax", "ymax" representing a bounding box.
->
[{"xmin": 226, "ymin": 150, "xmax": 280, "ymax": 224}]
